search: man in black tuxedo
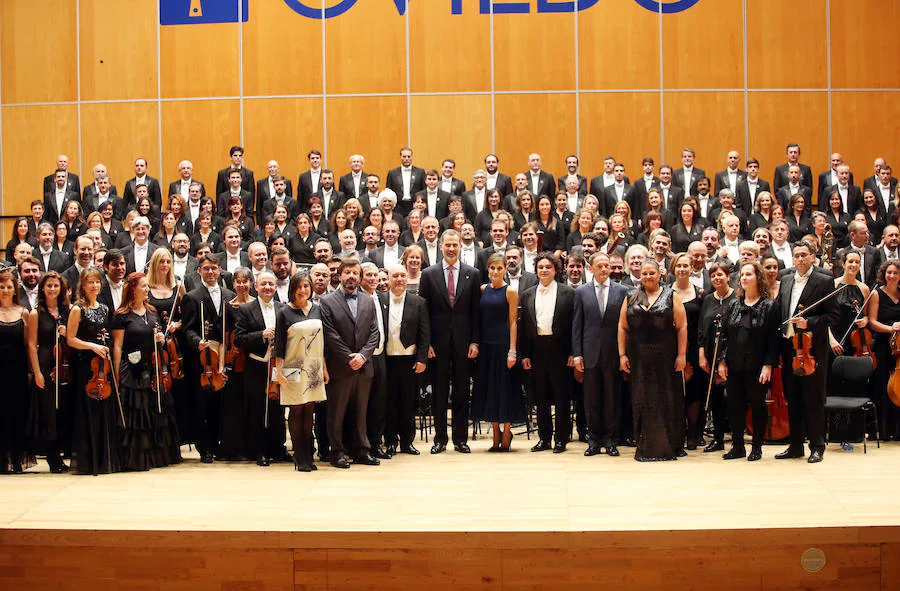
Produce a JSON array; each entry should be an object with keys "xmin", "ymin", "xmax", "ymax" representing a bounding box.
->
[
  {"xmin": 33, "ymin": 223, "xmax": 69, "ymax": 273},
  {"xmin": 833, "ymin": 221, "xmax": 882, "ymax": 286},
  {"xmin": 311, "ymin": 170, "xmax": 345, "ymax": 220},
  {"xmin": 17, "ymin": 257, "xmax": 41, "ymax": 311},
  {"xmin": 42, "ymin": 154, "xmax": 80, "ymax": 196},
  {"xmin": 439, "ymin": 159, "xmax": 466, "ymax": 197},
  {"xmin": 863, "ymin": 158, "xmax": 886, "ymax": 192},
  {"xmin": 319, "ymin": 258, "xmax": 381, "ymax": 468},
  {"xmin": 713, "ymin": 150, "xmax": 746, "ymax": 196},
  {"xmin": 364, "ymin": 220, "xmax": 405, "ymax": 269},
  {"xmin": 484, "ymin": 153, "xmax": 513, "ymax": 198},
  {"xmin": 122, "ymin": 157, "xmax": 163, "ymax": 209},
  {"xmin": 629, "ymin": 157, "xmax": 662, "ymax": 221},
  {"xmin": 296, "ymin": 149, "xmax": 324, "ymax": 208},
  {"xmin": 171, "ymin": 233, "xmax": 198, "ymax": 283},
  {"xmin": 217, "ymin": 169, "xmax": 254, "ymax": 218},
  {"xmin": 98, "ymin": 249, "xmax": 126, "ymax": 311},
  {"xmin": 519, "ymin": 253, "xmax": 575, "ymax": 453},
  {"xmin": 215, "ymin": 146, "xmax": 255, "ymax": 202},
  {"xmin": 776, "ymin": 165, "xmax": 814, "ymax": 210},
  {"xmin": 573, "ymin": 252, "xmax": 630, "ymax": 456},
  {"xmin": 121, "ymin": 217, "xmax": 159, "ymax": 275},
  {"xmin": 418, "ymin": 229, "xmax": 481, "ymax": 454},
  {"xmin": 821, "ymin": 165, "xmax": 862, "ymax": 214},
  {"xmin": 416, "ymin": 170, "xmax": 451, "ymax": 222},
  {"xmin": 462, "ymin": 169, "xmax": 488, "ymax": 222},
  {"xmin": 672, "ymin": 148, "xmax": 705, "ymax": 197},
  {"xmin": 777, "ymin": 241, "xmax": 838, "ymax": 463},
  {"xmin": 360, "ymin": 263, "xmax": 390, "ymax": 459},
  {"xmin": 233, "ymin": 271, "xmax": 284, "ymax": 467},
  {"xmin": 503, "ymin": 246, "xmax": 538, "ymax": 293},
  {"xmin": 687, "ymin": 242, "xmax": 714, "ymax": 292},
  {"xmin": 818, "ymin": 153, "xmax": 855, "ymax": 203},
  {"xmin": 557, "ymin": 155, "xmax": 587, "ymax": 196},
  {"xmin": 339, "ymin": 154, "xmax": 368, "ymax": 201},
  {"xmin": 256, "ymin": 160, "xmax": 294, "ymax": 215},
  {"xmin": 82, "ymin": 175, "xmax": 123, "ymax": 218},
  {"xmin": 82, "ymin": 163, "xmax": 118, "ymax": 201},
  {"xmin": 524, "ymin": 153, "xmax": 556, "ymax": 198},
  {"xmin": 869, "ymin": 164, "xmax": 897, "ymax": 215},
  {"xmin": 259, "ymin": 176, "xmax": 301, "ymax": 223},
  {"xmin": 168, "ymin": 160, "xmax": 206, "ymax": 200},
  {"xmin": 603, "ymin": 163, "xmax": 635, "ymax": 211},
  {"xmin": 734, "ymin": 158, "xmax": 772, "ymax": 212},
  {"xmin": 43, "ymin": 169, "xmax": 79, "ymax": 225},
  {"xmin": 61, "ymin": 236, "xmax": 95, "ymax": 300},
  {"xmin": 216, "ymin": 226, "xmax": 251, "ymax": 276},
  {"xmin": 656, "ymin": 165, "xmax": 685, "ymax": 215},
  {"xmin": 386, "ymin": 147, "xmax": 426, "ymax": 215},
  {"xmin": 380, "ymin": 264, "xmax": 430, "ymax": 455},
  {"xmin": 360, "ymin": 174, "xmax": 384, "ymax": 214},
  {"xmin": 773, "ymin": 143, "xmax": 813, "ymax": 192}
]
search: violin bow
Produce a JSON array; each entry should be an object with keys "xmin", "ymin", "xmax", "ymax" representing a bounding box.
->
[
  {"xmin": 781, "ymin": 282, "xmax": 849, "ymax": 326},
  {"xmin": 55, "ymin": 316, "xmax": 61, "ymax": 411},
  {"xmin": 704, "ymin": 314, "xmax": 722, "ymax": 413},
  {"xmin": 153, "ymin": 323, "xmax": 162, "ymax": 413},
  {"xmin": 101, "ymin": 329, "xmax": 126, "ymax": 427},
  {"xmin": 163, "ymin": 273, "xmax": 186, "ymax": 338},
  {"xmin": 838, "ymin": 288, "xmax": 876, "ymax": 347}
]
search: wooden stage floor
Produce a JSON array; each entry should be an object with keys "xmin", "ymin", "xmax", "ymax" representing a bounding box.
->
[{"xmin": 2, "ymin": 436, "xmax": 900, "ymax": 589}]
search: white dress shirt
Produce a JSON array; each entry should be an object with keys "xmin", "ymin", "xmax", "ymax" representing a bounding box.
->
[
  {"xmin": 785, "ymin": 268, "xmax": 812, "ymax": 338},
  {"xmin": 133, "ymin": 241, "xmax": 149, "ymax": 273},
  {"xmin": 225, "ymin": 250, "xmax": 242, "ymax": 273},
  {"xmin": 440, "ymin": 177, "xmax": 453, "ymax": 194},
  {"xmin": 370, "ymin": 292, "xmax": 385, "ymax": 356},
  {"xmin": 401, "ymin": 167, "xmax": 413, "ymax": 199},
  {"xmin": 387, "ymin": 292, "xmax": 416, "ymax": 356},
  {"xmin": 535, "ymin": 280, "xmax": 558, "ymax": 335},
  {"xmin": 486, "ymin": 173, "xmax": 498, "ymax": 190},
  {"xmin": 427, "ymin": 190, "xmax": 438, "ymax": 217},
  {"xmin": 275, "ymin": 279, "xmax": 289, "ymax": 303},
  {"xmin": 383, "ymin": 243, "xmax": 400, "ymax": 270},
  {"xmin": 109, "ymin": 281, "xmax": 123, "ymax": 310},
  {"xmin": 523, "ymin": 248, "xmax": 538, "ymax": 273},
  {"xmin": 205, "ymin": 283, "xmax": 221, "ymax": 314},
  {"xmin": 460, "ymin": 244, "xmax": 476, "ymax": 267},
  {"xmin": 530, "ymin": 172, "xmax": 542, "ymax": 195}
]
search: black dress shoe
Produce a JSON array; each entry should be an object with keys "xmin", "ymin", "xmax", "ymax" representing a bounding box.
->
[
  {"xmin": 431, "ymin": 443, "xmax": 446, "ymax": 454},
  {"xmin": 584, "ymin": 446, "xmax": 602, "ymax": 457},
  {"xmin": 676, "ymin": 448, "xmax": 687, "ymax": 458},
  {"xmin": 606, "ymin": 445, "xmax": 620, "ymax": 457},
  {"xmin": 453, "ymin": 443, "xmax": 471, "ymax": 454},
  {"xmin": 385, "ymin": 445, "xmax": 397, "ymax": 456},
  {"xmin": 578, "ymin": 434, "xmax": 588, "ymax": 443},
  {"xmin": 531, "ymin": 441, "xmax": 552, "ymax": 452},
  {"xmin": 807, "ymin": 450, "xmax": 823, "ymax": 463},
  {"xmin": 552, "ymin": 442, "xmax": 566, "ymax": 454},
  {"xmin": 331, "ymin": 455, "xmax": 351, "ymax": 469},
  {"xmin": 256, "ymin": 454, "xmax": 270, "ymax": 467},
  {"xmin": 703, "ymin": 439, "xmax": 724, "ymax": 453},
  {"xmin": 400, "ymin": 444, "xmax": 420, "ymax": 455},
  {"xmin": 354, "ymin": 453, "xmax": 381, "ymax": 466},
  {"xmin": 371, "ymin": 446, "xmax": 391, "ymax": 460},
  {"xmin": 723, "ymin": 447, "xmax": 746, "ymax": 460},
  {"xmin": 775, "ymin": 447, "xmax": 805, "ymax": 459},
  {"xmin": 200, "ymin": 453, "xmax": 214, "ymax": 464},
  {"xmin": 748, "ymin": 447, "xmax": 762, "ymax": 462}
]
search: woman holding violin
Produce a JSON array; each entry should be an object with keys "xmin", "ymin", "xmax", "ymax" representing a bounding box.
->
[
  {"xmin": 716, "ymin": 261, "xmax": 781, "ymax": 461},
  {"xmin": 218, "ymin": 267, "xmax": 253, "ymax": 461},
  {"xmin": 111, "ymin": 273, "xmax": 181, "ymax": 471},
  {"xmin": 829, "ymin": 251, "xmax": 871, "ymax": 359},
  {"xmin": 866, "ymin": 259, "xmax": 900, "ymax": 441},
  {"xmin": 697, "ymin": 261, "xmax": 735, "ymax": 452},
  {"xmin": 25, "ymin": 272, "xmax": 72, "ymax": 473},
  {"xmin": 67, "ymin": 267, "xmax": 122, "ymax": 475},
  {"xmin": 670, "ymin": 253, "xmax": 705, "ymax": 450}
]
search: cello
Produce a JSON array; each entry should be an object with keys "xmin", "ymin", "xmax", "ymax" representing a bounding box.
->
[
  {"xmin": 888, "ymin": 332, "xmax": 900, "ymax": 407},
  {"xmin": 746, "ymin": 366, "xmax": 790, "ymax": 441}
]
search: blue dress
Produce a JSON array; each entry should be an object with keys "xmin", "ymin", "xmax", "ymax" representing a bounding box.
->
[{"xmin": 471, "ymin": 285, "xmax": 526, "ymax": 423}]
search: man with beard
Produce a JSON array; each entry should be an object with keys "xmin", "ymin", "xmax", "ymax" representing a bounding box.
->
[
  {"xmin": 33, "ymin": 223, "xmax": 69, "ymax": 273},
  {"xmin": 98, "ymin": 249, "xmax": 126, "ymax": 311},
  {"xmin": 483, "ymin": 153, "xmax": 513, "ymax": 197},
  {"xmin": 171, "ymin": 233, "xmax": 198, "ymax": 283},
  {"xmin": 269, "ymin": 247, "xmax": 292, "ymax": 303},
  {"xmin": 313, "ymin": 238, "xmax": 333, "ymax": 264},
  {"xmin": 17, "ymin": 257, "xmax": 41, "ymax": 310},
  {"xmin": 504, "ymin": 246, "xmax": 537, "ymax": 292}
]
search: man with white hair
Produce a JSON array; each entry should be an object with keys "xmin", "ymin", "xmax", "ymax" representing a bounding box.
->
[
  {"xmin": 720, "ymin": 214, "xmax": 742, "ymax": 264},
  {"xmin": 818, "ymin": 152, "xmax": 855, "ymax": 203},
  {"xmin": 557, "ymin": 154, "xmax": 587, "ymax": 196},
  {"xmin": 168, "ymin": 159, "xmax": 206, "ymax": 199},
  {"xmin": 122, "ymin": 216, "xmax": 159, "ymax": 275},
  {"xmin": 524, "ymin": 153, "xmax": 555, "ymax": 198},
  {"xmin": 338, "ymin": 229, "xmax": 360, "ymax": 260},
  {"xmin": 339, "ymin": 154, "xmax": 369, "ymax": 200},
  {"xmin": 462, "ymin": 169, "xmax": 488, "ymax": 220}
]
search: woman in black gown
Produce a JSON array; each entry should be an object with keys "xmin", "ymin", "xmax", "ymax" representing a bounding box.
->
[
  {"xmin": 829, "ymin": 251, "xmax": 869, "ymax": 359},
  {"xmin": 867, "ymin": 259, "xmax": 900, "ymax": 440},
  {"xmin": 0, "ymin": 269, "xmax": 31, "ymax": 473},
  {"xmin": 67, "ymin": 267, "xmax": 122, "ymax": 475},
  {"xmin": 26, "ymin": 272, "xmax": 72, "ymax": 472},
  {"xmin": 617, "ymin": 259, "xmax": 688, "ymax": 461},
  {"xmin": 670, "ymin": 253, "xmax": 704, "ymax": 450},
  {"xmin": 219, "ymin": 267, "xmax": 253, "ymax": 461}
]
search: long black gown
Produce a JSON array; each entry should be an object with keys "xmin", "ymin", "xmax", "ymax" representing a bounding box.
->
[
  {"xmin": 218, "ymin": 300, "xmax": 248, "ymax": 460},
  {"xmin": 873, "ymin": 287, "xmax": 900, "ymax": 440},
  {"xmin": 0, "ymin": 314, "xmax": 30, "ymax": 472},
  {"xmin": 626, "ymin": 286, "xmax": 685, "ymax": 461},
  {"xmin": 151, "ymin": 289, "xmax": 192, "ymax": 447}
]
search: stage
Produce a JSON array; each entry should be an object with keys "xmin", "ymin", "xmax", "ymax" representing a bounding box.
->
[{"xmin": 1, "ymin": 437, "xmax": 899, "ymax": 589}]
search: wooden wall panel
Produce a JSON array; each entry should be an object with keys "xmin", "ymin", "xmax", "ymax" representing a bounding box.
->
[
  {"xmin": 324, "ymin": 0, "xmax": 406, "ymax": 95},
  {"xmin": 409, "ymin": 0, "xmax": 490, "ymax": 93},
  {"xmin": 79, "ymin": 0, "xmax": 157, "ymax": 101},
  {"xmin": 662, "ymin": 0, "xmax": 744, "ymax": 89},
  {"xmin": 830, "ymin": 0, "xmax": 900, "ymax": 89},
  {"xmin": 747, "ymin": 92, "xmax": 828, "ymax": 191},
  {"xmin": 326, "ymin": 96, "xmax": 408, "ymax": 182},
  {"xmin": 493, "ymin": 13, "xmax": 575, "ymax": 92},
  {"xmin": 494, "ymin": 93, "xmax": 576, "ymax": 181},
  {"xmin": 747, "ymin": 0, "xmax": 828, "ymax": 89},
  {"xmin": 663, "ymin": 92, "xmax": 745, "ymax": 174},
  {"xmin": 242, "ymin": 1, "xmax": 323, "ymax": 97},
  {"xmin": 242, "ymin": 98, "xmax": 325, "ymax": 186},
  {"xmin": 160, "ymin": 100, "xmax": 241, "ymax": 192},
  {"xmin": 0, "ymin": 0, "xmax": 77, "ymax": 104},
  {"xmin": 160, "ymin": 24, "xmax": 240, "ymax": 99},
  {"xmin": 579, "ymin": 92, "xmax": 661, "ymax": 179},
  {"xmin": 409, "ymin": 95, "xmax": 492, "ymax": 179},
  {"xmin": 832, "ymin": 92, "xmax": 900, "ymax": 178},
  {"xmin": 578, "ymin": 0, "xmax": 659, "ymax": 91},
  {"xmin": 883, "ymin": 543, "xmax": 900, "ymax": 591},
  {"xmin": 1, "ymin": 104, "xmax": 79, "ymax": 216},
  {"xmin": 79, "ymin": 102, "xmax": 160, "ymax": 187}
]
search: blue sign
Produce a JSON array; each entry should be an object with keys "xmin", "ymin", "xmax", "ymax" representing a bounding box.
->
[{"xmin": 160, "ymin": 0, "xmax": 249, "ymax": 25}]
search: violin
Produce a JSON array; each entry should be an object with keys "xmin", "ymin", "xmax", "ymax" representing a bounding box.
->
[
  {"xmin": 160, "ymin": 310, "xmax": 184, "ymax": 380},
  {"xmin": 224, "ymin": 304, "xmax": 244, "ymax": 373},
  {"xmin": 791, "ymin": 305, "xmax": 817, "ymax": 376},
  {"xmin": 151, "ymin": 323, "xmax": 172, "ymax": 393},
  {"xmin": 888, "ymin": 332, "xmax": 900, "ymax": 407},
  {"xmin": 199, "ymin": 318, "xmax": 226, "ymax": 392},
  {"xmin": 848, "ymin": 299, "xmax": 877, "ymax": 370},
  {"xmin": 86, "ymin": 328, "xmax": 113, "ymax": 400},
  {"xmin": 266, "ymin": 339, "xmax": 280, "ymax": 401}
]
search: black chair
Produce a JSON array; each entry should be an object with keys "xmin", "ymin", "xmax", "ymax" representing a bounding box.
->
[{"xmin": 826, "ymin": 356, "xmax": 880, "ymax": 453}]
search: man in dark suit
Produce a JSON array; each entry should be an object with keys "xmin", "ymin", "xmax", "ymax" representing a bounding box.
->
[
  {"xmin": 233, "ymin": 271, "xmax": 285, "ymax": 466},
  {"xmin": 256, "ymin": 160, "xmax": 294, "ymax": 216},
  {"xmin": 42, "ymin": 154, "xmax": 80, "ymax": 196},
  {"xmin": 339, "ymin": 154, "xmax": 368, "ymax": 201},
  {"xmin": 484, "ymin": 153, "xmax": 513, "ymax": 198},
  {"xmin": 386, "ymin": 147, "xmax": 426, "ymax": 215},
  {"xmin": 122, "ymin": 157, "xmax": 163, "ymax": 209},
  {"xmin": 82, "ymin": 163, "xmax": 118, "ymax": 201},
  {"xmin": 777, "ymin": 241, "xmax": 838, "ymax": 463},
  {"xmin": 359, "ymin": 174, "xmax": 384, "ymax": 214},
  {"xmin": 687, "ymin": 242, "xmax": 715, "ymax": 293},
  {"xmin": 708, "ymin": 189, "xmax": 749, "ymax": 236},
  {"xmin": 168, "ymin": 160, "xmax": 206, "ymax": 200},
  {"xmin": 120, "ymin": 216, "xmax": 159, "ymax": 275},
  {"xmin": 573, "ymin": 252, "xmax": 630, "ymax": 456},
  {"xmin": 380, "ymin": 264, "xmax": 430, "ymax": 456},
  {"xmin": 363, "ymin": 220, "xmax": 405, "ymax": 270},
  {"xmin": 61, "ymin": 236, "xmax": 95, "ymax": 299},
  {"xmin": 776, "ymin": 165, "xmax": 814, "ymax": 210},
  {"xmin": 462, "ymin": 169, "xmax": 489, "ymax": 222},
  {"xmin": 713, "ymin": 150, "xmax": 746, "ymax": 196},
  {"xmin": 820, "ymin": 165, "xmax": 862, "ymax": 214},
  {"xmin": 33, "ymin": 222, "xmax": 69, "ymax": 273},
  {"xmin": 672, "ymin": 148, "xmax": 705, "ymax": 197},
  {"xmin": 43, "ymin": 169, "xmax": 80, "ymax": 225},
  {"xmin": 217, "ymin": 169, "xmax": 254, "ymax": 218},
  {"xmin": 418, "ymin": 229, "xmax": 481, "ymax": 454},
  {"xmin": 182, "ymin": 254, "xmax": 236, "ymax": 464},
  {"xmin": 216, "ymin": 226, "xmax": 251, "ymax": 275},
  {"xmin": 439, "ymin": 159, "xmax": 466, "ymax": 197},
  {"xmin": 17, "ymin": 257, "xmax": 41, "ymax": 311},
  {"xmin": 833, "ymin": 221, "xmax": 882, "ymax": 286},
  {"xmin": 297, "ymin": 149, "xmax": 324, "ymax": 208},
  {"xmin": 503, "ymin": 246, "xmax": 538, "ymax": 292},
  {"xmin": 319, "ymin": 258, "xmax": 381, "ymax": 468},
  {"xmin": 524, "ymin": 153, "xmax": 556, "ymax": 198},
  {"xmin": 259, "ymin": 176, "xmax": 301, "ymax": 223},
  {"xmin": 656, "ymin": 165, "xmax": 685, "ymax": 215},
  {"xmin": 518, "ymin": 253, "xmax": 575, "ymax": 453},
  {"xmin": 773, "ymin": 143, "xmax": 813, "ymax": 192},
  {"xmin": 818, "ymin": 153, "xmax": 855, "ymax": 203},
  {"xmin": 416, "ymin": 170, "xmax": 451, "ymax": 221},
  {"xmin": 556, "ymin": 154, "xmax": 588, "ymax": 196},
  {"xmin": 629, "ymin": 157, "xmax": 662, "ymax": 220},
  {"xmin": 82, "ymin": 175, "xmax": 123, "ymax": 218},
  {"xmin": 215, "ymin": 146, "xmax": 255, "ymax": 202},
  {"xmin": 868, "ymin": 163, "xmax": 897, "ymax": 215},
  {"xmin": 734, "ymin": 158, "xmax": 772, "ymax": 213},
  {"xmin": 602, "ymin": 163, "xmax": 635, "ymax": 211},
  {"xmin": 97, "ymin": 249, "xmax": 126, "ymax": 311}
]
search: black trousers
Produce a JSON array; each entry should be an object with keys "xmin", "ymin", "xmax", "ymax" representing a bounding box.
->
[
  {"xmin": 430, "ymin": 345, "xmax": 471, "ymax": 446},
  {"xmin": 314, "ymin": 400, "xmax": 328, "ymax": 458},
  {"xmin": 192, "ymin": 362, "xmax": 221, "ymax": 456},
  {"xmin": 583, "ymin": 365, "xmax": 620, "ymax": 448},
  {"xmin": 781, "ymin": 340, "xmax": 827, "ymax": 452},
  {"xmin": 530, "ymin": 336, "xmax": 569, "ymax": 445},
  {"xmin": 327, "ymin": 371, "xmax": 371, "ymax": 458},
  {"xmin": 703, "ymin": 382, "xmax": 728, "ymax": 441},
  {"xmin": 568, "ymin": 374, "xmax": 586, "ymax": 438},
  {"xmin": 385, "ymin": 355, "xmax": 418, "ymax": 447},
  {"xmin": 366, "ymin": 353, "xmax": 388, "ymax": 447},
  {"xmin": 244, "ymin": 359, "xmax": 286, "ymax": 459},
  {"xmin": 726, "ymin": 368, "xmax": 768, "ymax": 448}
]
